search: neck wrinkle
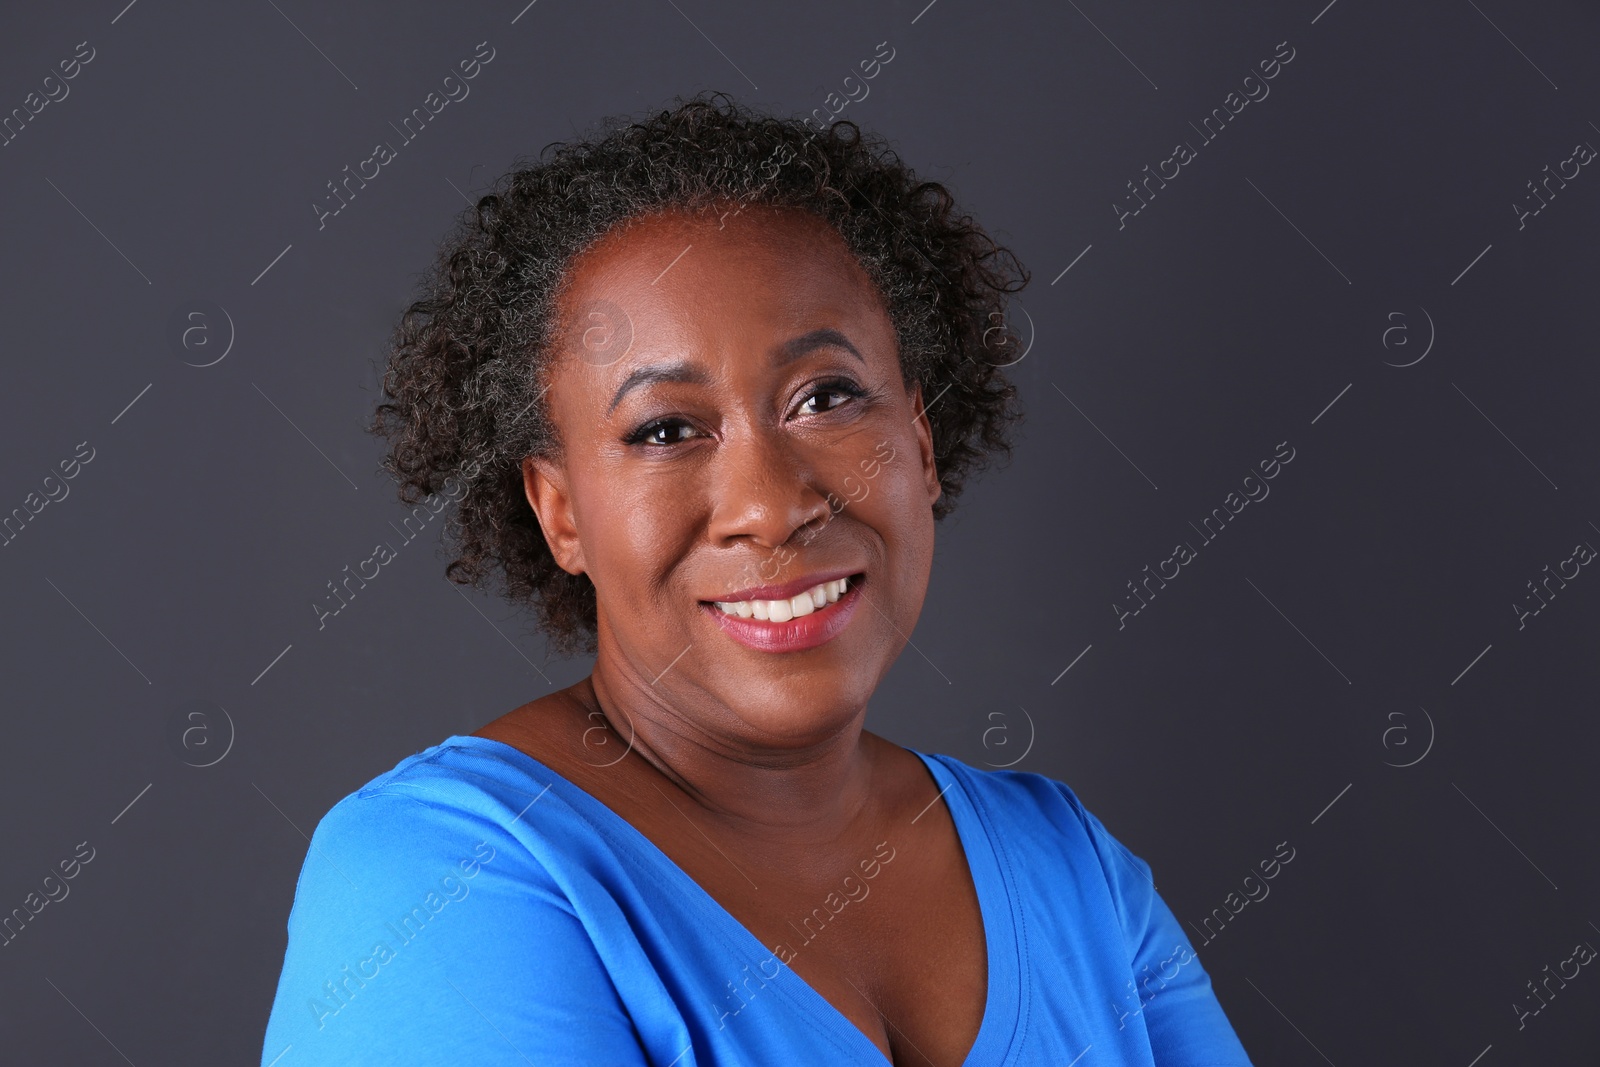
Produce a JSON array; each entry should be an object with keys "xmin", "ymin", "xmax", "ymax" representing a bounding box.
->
[{"xmin": 577, "ymin": 670, "xmax": 881, "ymax": 847}]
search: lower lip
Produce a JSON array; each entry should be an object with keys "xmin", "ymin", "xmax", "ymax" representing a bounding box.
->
[{"xmin": 701, "ymin": 576, "xmax": 865, "ymax": 653}]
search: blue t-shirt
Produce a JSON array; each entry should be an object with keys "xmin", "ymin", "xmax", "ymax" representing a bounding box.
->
[{"xmin": 261, "ymin": 735, "xmax": 1253, "ymax": 1065}]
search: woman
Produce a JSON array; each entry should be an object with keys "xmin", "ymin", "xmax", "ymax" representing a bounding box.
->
[{"xmin": 261, "ymin": 92, "xmax": 1253, "ymax": 1066}]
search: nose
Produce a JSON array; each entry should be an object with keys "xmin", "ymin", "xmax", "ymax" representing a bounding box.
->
[{"xmin": 705, "ymin": 422, "xmax": 833, "ymax": 551}]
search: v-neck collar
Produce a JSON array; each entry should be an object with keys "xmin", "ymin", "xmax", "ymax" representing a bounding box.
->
[{"xmin": 445, "ymin": 735, "xmax": 1023, "ymax": 1066}]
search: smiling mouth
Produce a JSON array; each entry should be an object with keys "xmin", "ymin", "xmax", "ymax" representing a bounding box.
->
[{"xmin": 703, "ymin": 573, "xmax": 864, "ymax": 623}]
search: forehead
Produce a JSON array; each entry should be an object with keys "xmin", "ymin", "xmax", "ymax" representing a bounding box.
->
[{"xmin": 552, "ymin": 205, "xmax": 889, "ymax": 344}]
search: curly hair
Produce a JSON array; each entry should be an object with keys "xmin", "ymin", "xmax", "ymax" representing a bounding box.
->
[{"xmin": 370, "ymin": 90, "xmax": 1028, "ymax": 658}]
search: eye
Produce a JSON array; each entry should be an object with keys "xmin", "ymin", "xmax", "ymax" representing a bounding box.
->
[
  {"xmin": 622, "ymin": 417, "xmax": 703, "ymax": 447},
  {"xmin": 796, "ymin": 378, "xmax": 869, "ymax": 417}
]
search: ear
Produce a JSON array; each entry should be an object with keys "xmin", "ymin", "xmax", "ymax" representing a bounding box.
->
[
  {"xmin": 907, "ymin": 380, "xmax": 942, "ymax": 508},
  {"xmin": 522, "ymin": 454, "xmax": 588, "ymax": 576}
]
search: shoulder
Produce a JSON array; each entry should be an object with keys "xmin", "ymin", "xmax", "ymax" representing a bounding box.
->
[
  {"xmin": 263, "ymin": 736, "xmax": 649, "ymax": 1063},
  {"xmin": 281, "ymin": 736, "xmax": 569, "ymax": 936},
  {"xmin": 304, "ymin": 735, "xmax": 555, "ymax": 863},
  {"xmin": 274, "ymin": 730, "xmax": 646, "ymax": 959},
  {"xmin": 916, "ymin": 750, "xmax": 1111, "ymax": 848},
  {"xmin": 914, "ymin": 750, "xmax": 1161, "ymax": 922}
]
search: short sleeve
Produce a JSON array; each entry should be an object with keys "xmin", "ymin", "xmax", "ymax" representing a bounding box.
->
[
  {"xmin": 1078, "ymin": 805, "xmax": 1255, "ymax": 1066},
  {"xmin": 259, "ymin": 789, "xmax": 652, "ymax": 1067}
]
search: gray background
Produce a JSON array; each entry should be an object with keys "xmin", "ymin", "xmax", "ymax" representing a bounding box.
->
[{"xmin": 1, "ymin": 0, "xmax": 1596, "ymax": 1063}]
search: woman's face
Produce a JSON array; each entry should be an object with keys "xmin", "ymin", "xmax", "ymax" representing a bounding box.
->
[{"xmin": 524, "ymin": 204, "xmax": 942, "ymax": 749}]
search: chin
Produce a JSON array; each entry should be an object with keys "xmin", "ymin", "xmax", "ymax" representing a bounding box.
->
[{"xmin": 719, "ymin": 672, "xmax": 878, "ymax": 748}]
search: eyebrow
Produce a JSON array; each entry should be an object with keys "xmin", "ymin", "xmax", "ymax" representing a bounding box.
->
[{"xmin": 605, "ymin": 328, "xmax": 865, "ymax": 415}]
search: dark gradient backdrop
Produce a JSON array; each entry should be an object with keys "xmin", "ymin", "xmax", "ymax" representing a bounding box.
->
[{"xmin": 1, "ymin": 1, "xmax": 1597, "ymax": 1063}]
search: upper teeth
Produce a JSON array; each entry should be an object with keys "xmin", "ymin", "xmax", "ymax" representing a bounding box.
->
[{"xmin": 714, "ymin": 576, "xmax": 850, "ymax": 622}]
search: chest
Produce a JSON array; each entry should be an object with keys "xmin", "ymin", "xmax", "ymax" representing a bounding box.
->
[
  {"xmin": 477, "ymin": 711, "xmax": 995, "ymax": 1062},
  {"xmin": 657, "ymin": 810, "xmax": 991, "ymax": 1065}
]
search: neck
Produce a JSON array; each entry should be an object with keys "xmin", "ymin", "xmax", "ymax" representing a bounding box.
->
[{"xmin": 578, "ymin": 663, "xmax": 881, "ymax": 846}]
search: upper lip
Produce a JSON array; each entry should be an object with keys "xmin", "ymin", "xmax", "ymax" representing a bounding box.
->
[{"xmin": 704, "ymin": 568, "xmax": 861, "ymax": 603}]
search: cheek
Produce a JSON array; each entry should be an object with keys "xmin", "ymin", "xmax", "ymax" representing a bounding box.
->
[
  {"xmin": 858, "ymin": 424, "xmax": 928, "ymax": 507},
  {"xmin": 851, "ymin": 444, "xmax": 935, "ymax": 568},
  {"xmin": 581, "ymin": 460, "xmax": 702, "ymax": 594}
]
